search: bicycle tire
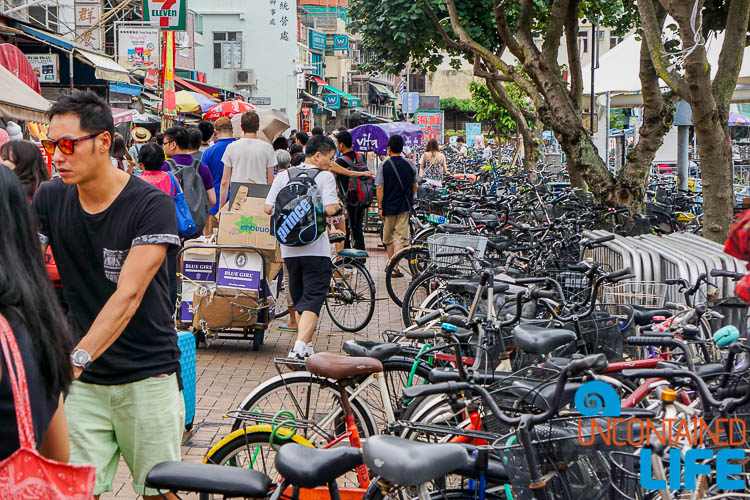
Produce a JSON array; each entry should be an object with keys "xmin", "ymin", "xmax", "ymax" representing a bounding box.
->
[
  {"xmin": 363, "ymin": 483, "xmax": 505, "ymax": 500},
  {"xmin": 230, "ymin": 372, "xmax": 378, "ymax": 441},
  {"xmin": 326, "ymin": 259, "xmax": 376, "ymax": 332},
  {"xmin": 385, "ymin": 245, "xmax": 430, "ymax": 307},
  {"xmin": 401, "ymin": 271, "xmax": 455, "ymax": 328}
]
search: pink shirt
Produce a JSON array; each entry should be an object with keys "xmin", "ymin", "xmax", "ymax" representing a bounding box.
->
[{"xmin": 140, "ymin": 171, "xmax": 177, "ymax": 196}]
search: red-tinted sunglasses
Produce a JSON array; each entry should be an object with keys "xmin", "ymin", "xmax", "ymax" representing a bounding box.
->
[{"xmin": 41, "ymin": 132, "xmax": 103, "ymax": 155}]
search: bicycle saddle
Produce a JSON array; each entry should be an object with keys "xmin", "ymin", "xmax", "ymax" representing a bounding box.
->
[
  {"xmin": 513, "ymin": 324, "xmax": 576, "ymax": 355},
  {"xmin": 275, "ymin": 444, "xmax": 363, "ymax": 489},
  {"xmin": 145, "ymin": 461, "xmax": 271, "ymax": 498},
  {"xmin": 329, "ymin": 233, "xmax": 346, "ymax": 244},
  {"xmin": 306, "ymin": 352, "xmax": 383, "ymax": 380},
  {"xmin": 337, "ymin": 249, "xmax": 369, "ymax": 259},
  {"xmin": 453, "ymin": 207, "xmax": 473, "ymax": 217},
  {"xmin": 363, "ymin": 435, "xmax": 473, "ymax": 487},
  {"xmin": 632, "ymin": 306, "xmax": 672, "ymax": 326},
  {"xmin": 342, "ymin": 340, "xmax": 401, "ymax": 361},
  {"xmin": 436, "ymin": 223, "xmax": 469, "ymax": 234},
  {"xmin": 446, "ymin": 280, "xmax": 509, "ymax": 298}
]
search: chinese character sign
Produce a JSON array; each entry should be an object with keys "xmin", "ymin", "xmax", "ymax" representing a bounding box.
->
[
  {"xmin": 143, "ymin": 0, "xmax": 187, "ymax": 31},
  {"xmin": 74, "ymin": 1, "xmax": 101, "ymax": 50},
  {"xmin": 117, "ymin": 26, "xmax": 160, "ymax": 69},
  {"xmin": 270, "ymin": 0, "xmax": 295, "ymax": 44},
  {"xmin": 415, "ymin": 111, "xmax": 444, "ymax": 144}
]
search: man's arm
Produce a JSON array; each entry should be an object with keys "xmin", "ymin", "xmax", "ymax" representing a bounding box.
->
[
  {"xmin": 267, "ymin": 167, "xmax": 274, "ymax": 185},
  {"xmin": 206, "ymin": 188, "xmax": 216, "ymax": 206},
  {"xmin": 73, "ymin": 243, "xmax": 168, "ymax": 378},
  {"xmin": 412, "ymin": 182, "xmax": 418, "ymax": 196},
  {"xmin": 219, "ymin": 164, "xmax": 233, "ymax": 212},
  {"xmin": 329, "ymin": 162, "xmax": 373, "ymax": 177},
  {"xmin": 324, "ymin": 203, "xmax": 339, "ymax": 216},
  {"xmin": 376, "ymin": 186, "xmax": 384, "ymax": 217}
]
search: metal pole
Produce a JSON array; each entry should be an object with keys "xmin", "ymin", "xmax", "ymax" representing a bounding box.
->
[
  {"xmin": 677, "ymin": 125, "xmax": 689, "ymax": 191},
  {"xmin": 605, "ymin": 90, "xmax": 610, "ymax": 171},
  {"xmin": 589, "ymin": 23, "xmax": 596, "ymax": 135},
  {"xmin": 69, "ymin": 50, "xmax": 74, "ymax": 91}
]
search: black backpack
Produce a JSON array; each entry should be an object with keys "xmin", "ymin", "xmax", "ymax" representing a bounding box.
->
[
  {"xmin": 339, "ymin": 153, "xmax": 373, "ymax": 208},
  {"xmin": 167, "ymin": 158, "xmax": 209, "ymax": 233},
  {"xmin": 271, "ymin": 167, "xmax": 326, "ymax": 246}
]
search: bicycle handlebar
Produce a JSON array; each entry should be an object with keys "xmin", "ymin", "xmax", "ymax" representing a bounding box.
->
[
  {"xmin": 711, "ymin": 269, "xmax": 744, "ymax": 280},
  {"xmin": 624, "ymin": 335, "xmax": 695, "ymax": 372}
]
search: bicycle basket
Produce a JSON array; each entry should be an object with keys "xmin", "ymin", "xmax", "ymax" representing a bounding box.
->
[
  {"xmin": 496, "ymin": 419, "xmax": 613, "ymax": 500},
  {"xmin": 562, "ymin": 313, "xmax": 624, "ymax": 362},
  {"xmin": 427, "ymin": 234, "xmax": 488, "ymax": 271},
  {"xmin": 601, "ymin": 281, "xmax": 667, "ymax": 308}
]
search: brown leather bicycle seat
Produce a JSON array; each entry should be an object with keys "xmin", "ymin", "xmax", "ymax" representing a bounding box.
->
[{"xmin": 305, "ymin": 352, "xmax": 383, "ymax": 380}]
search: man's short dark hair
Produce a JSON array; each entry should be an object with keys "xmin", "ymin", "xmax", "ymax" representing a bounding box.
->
[
  {"xmin": 138, "ymin": 143, "xmax": 166, "ymax": 171},
  {"xmin": 198, "ymin": 120, "xmax": 214, "ymax": 142},
  {"xmin": 387, "ymin": 134, "xmax": 404, "ymax": 154},
  {"xmin": 240, "ymin": 110, "xmax": 260, "ymax": 133},
  {"xmin": 336, "ymin": 130, "xmax": 353, "ymax": 149},
  {"xmin": 457, "ymin": 136, "xmax": 465, "ymax": 143},
  {"xmin": 164, "ymin": 126, "xmax": 189, "ymax": 150},
  {"xmin": 47, "ymin": 89, "xmax": 114, "ymax": 148},
  {"xmin": 272, "ymin": 136, "xmax": 289, "ymax": 151},
  {"xmin": 155, "ymin": 132, "xmax": 164, "ymax": 145},
  {"xmin": 295, "ymin": 131, "xmax": 309, "ymax": 146},
  {"xmin": 305, "ymin": 135, "xmax": 336, "ymax": 157},
  {"xmin": 289, "ymin": 143, "xmax": 303, "ymax": 156},
  {"xmin": 188, "ymin": 128, "xmax": 202, "ymax": 150},
  {"xmin": 291, "ymin": 152, "xmax": 305, "ymax": 166},
  {"xmin": 311, "ymin": 126, "xmax": 324, "ymax": 136}
]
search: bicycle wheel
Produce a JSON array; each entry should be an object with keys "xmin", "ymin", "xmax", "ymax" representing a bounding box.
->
[
  {"xmin": 230, "ymin": 372, "xmax": 378, "ymax": 441},
  {"xmin": 401, "ymin": 271, "xmax": 455, "ymax": 327},
  {"xmin": 385, "ymin": 245, "xmax": 430, "ymax": 307},
  {"xmin": 272, "ymin": 269, "xmax": 289, "ymax": 320},
  {"xmin": 326, "ymin": 259, "xmax": 376, "ymax": 332},
  {"xmin": 364, "ymin": 483, "xmax": 505, "ymax": 500}
]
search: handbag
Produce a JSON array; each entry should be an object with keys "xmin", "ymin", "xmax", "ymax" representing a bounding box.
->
[
  {"xmin": 167, "ymin": 170, "xmax": 197, "ymax": 238},
  {"xmin": 0, "ymin": 313, "xmax": 96, "ymax": 499}
]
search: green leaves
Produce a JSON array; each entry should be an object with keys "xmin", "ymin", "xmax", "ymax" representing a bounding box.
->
[{"xmin": 468, "ymin": 81, "xmax": 532, "ymax": 137}]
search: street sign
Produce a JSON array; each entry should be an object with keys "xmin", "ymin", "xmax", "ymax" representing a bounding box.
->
[
  {"xmin": 333, "ymin": 35, "xmax": 349, "ymax": 51},
  {"xmin": 309, "ymin": 29, "xmax": 326, "ymax": 51},
  {"xmin": 402, "ymin": 92, "xmax": 419, "ymax": 114},
  {"xmin": 465, "ymin": 123, "xmax": 481, "ymax": 147},
  {"xmin": 248, "ymin": 97, "xmax": 272, "ymax": 106},
  {"xmin": 143, "ymin": 0, "xmax": 187, "ymax": 31},
  {"xmin": 26, "ymin": 54, "xmax": 59, "ymax": 83},
  {"xmin": 324, "ymin": 94, "xmax": 341, "ymax": 110}
]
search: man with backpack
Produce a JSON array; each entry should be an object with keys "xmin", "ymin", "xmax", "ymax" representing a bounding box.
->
[
  {"xmin": 335, "ymin": 130, "xmax": 374, "ymax": 250},
  {"xmin": 265, "ymin": 135, "xmax": 340, "ymax": 359},
  {"xmin": 162, "ymin": 126, "xmax": 216, "ymax": 237}
]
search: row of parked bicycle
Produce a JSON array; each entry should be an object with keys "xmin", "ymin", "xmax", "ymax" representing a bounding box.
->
[{"xmin": 143, "ymin": 153, "xmax": 743, "ymax": 499}]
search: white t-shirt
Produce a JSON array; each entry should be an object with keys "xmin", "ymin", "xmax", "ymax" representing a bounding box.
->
[
  {"xmin": 265, "ymin": 164, "xmax": 339, "ymax": 259},
  {"xmin": 221, "ymin": 137, "xmax": 276, "ymax": 185},
  {"xmin": 458, "ymin": 145, "xmax": 468, "ymax": 156},
  {"xmin": 483, "ymin": 147, "xmax": 493, "ymax": 161}
]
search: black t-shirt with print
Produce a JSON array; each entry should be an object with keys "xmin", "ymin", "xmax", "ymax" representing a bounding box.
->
[
  {"xmin": 32, "ymin": 176, "xmax": 181, "ymax": 386},
  {"xmin": 335, "ymin": 150, "xmax": 359, "ymax": 197}
]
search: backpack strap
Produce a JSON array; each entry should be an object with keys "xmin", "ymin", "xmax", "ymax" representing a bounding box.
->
[
  {"xmin": 289, "ymin": 166, "xmax": 319, "ymax": 181},
  {"xmin": 165, "ymin": 158, "xmax": 177, "ymax": 172},
  {"xmin": 338, "ymin": 155, "xmax": 355, "ymax": 169}
]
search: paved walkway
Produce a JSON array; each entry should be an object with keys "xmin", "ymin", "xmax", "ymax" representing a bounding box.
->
[{"xmin": 104, "ymin": 234, "xmax": 403, "ymax": 498}]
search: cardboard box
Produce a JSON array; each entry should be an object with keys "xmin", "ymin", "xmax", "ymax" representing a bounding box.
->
[
  {"xmin": 217, "ymin": 249, "xmax": 264, "ymax": 293},
  {"xmin": 192, "ymin": 290, "xmax": 259, "ymax": 329},
  {"xmin": 218, "ymin": 194, "xmax": 277, "ymax": 251},
  {"xmin": 182, "ymin": 243, "xmax": 217, "ymax": 282},
  {"xmin": 179, "ymin": 281, "xmax": 213, "ymax": 324}
]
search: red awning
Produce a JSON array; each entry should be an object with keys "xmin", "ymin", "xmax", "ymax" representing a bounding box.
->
[
  {"xmin": 312, "ymin": 76, "xmax": 327, "ymax": 86},
  {"xmin": 175, "ymin": 77, "xmax": 220, "ymax": 102},
  {"xmin": 0, "ymin": 43, "xmax": 41, "ymax": 94}
]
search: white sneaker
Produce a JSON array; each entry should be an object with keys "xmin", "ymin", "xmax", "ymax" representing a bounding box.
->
[{"xmin": 288, "ymin": 350, "xmax": 305, "ymax": 360}]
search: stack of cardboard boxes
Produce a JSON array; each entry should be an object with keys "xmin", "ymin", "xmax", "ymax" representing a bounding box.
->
[{"xmin": 179, "ymin": 185, "xmax": 281, "ymax": 331}]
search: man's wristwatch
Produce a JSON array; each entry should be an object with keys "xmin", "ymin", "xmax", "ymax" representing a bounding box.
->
[{"xmin": 71, "ymin": 349, "xmax": 92, "ymax": 370}]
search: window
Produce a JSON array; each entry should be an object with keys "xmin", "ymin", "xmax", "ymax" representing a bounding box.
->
[
  {"xmin": 28, "ymin": 5, "xmax": 58, "ymax": 33},
  {"xmin": 325, "ymin": 34, "xmax": 335, "ymax": 56},
  {"xmin": 195, "ymin": 14, "xmax": 203, "ymax": 35},
  {"xmin": 610, "ymin": 36, "xmax": 622, "ymax": 49},
  {"xmin": 408, "ymin": 73, "xmax": 425, "ymax": 93},
  {"xmin": 311, "ymin": 53, "xmax": 324, "ymax": 77},
  {"xmin": 213, "ymin": 32, "xmax": 242, "ymax": 69},
  {"xmin": 578, "ymin": 30, "xmax": 588, "ymax": 54}
]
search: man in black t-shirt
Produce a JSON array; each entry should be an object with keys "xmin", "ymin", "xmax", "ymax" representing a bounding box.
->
[
  {"xmin": 33, "ymin": 90, "xmax": 183, "ymax": 499},
  {"xmin": 334, "ymin": 131, "xmax": 369, "ymax": 250}
]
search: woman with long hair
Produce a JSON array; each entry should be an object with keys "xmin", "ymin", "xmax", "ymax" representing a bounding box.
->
[
  {"xmin": 0, "ymin": 164, "xmax": 74, "ymax": 462},
  {"xmin": 111, "ymin": 136, "xmax": 135, "ymax": 174},
  {"xmin": 0, "ymin": 140, "xmax": 48, "ymax": 201},
  {"xmin": 419, "ymin": 139, "xmax": 448, "ymax": 187}
]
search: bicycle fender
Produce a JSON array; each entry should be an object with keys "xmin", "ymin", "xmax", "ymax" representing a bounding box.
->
[{"xmin": 202, "ymin": 425, "xmax": 314, "ymax": 464}]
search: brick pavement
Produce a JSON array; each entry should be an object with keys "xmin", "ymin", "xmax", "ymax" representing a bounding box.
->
[{"xmin": 103, "ymin": 233, "xmax": 403, "ymax": 499}]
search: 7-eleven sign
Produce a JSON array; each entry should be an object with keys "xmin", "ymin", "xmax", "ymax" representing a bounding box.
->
[{"xmin": 143, "ymin": 0, "xmax": 186, "ymax": 31}]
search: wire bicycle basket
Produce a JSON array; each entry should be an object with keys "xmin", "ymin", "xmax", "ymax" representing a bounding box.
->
[
  {"xmin": 601, "ymin": 281, "xmax": 667, "ymax": 308},
  {"xmin": 427, "ymin": 234, "xmax": 488, "ymax": 272}
]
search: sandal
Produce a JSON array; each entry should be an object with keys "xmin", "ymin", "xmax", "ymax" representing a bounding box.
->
[
  {"xmin": 390, "ymin": 269, "xmax": 404, "ymax": 278},
  {"xmin": 277, "ymin": 323, "xmax": 298, "ymax": 332}
]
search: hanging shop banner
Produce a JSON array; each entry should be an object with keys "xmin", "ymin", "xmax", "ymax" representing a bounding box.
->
[
  {"xmin": 465, "ymin": 123, "xmax": 482, "ymax": 147},
  {"xmin": 162, "ymin": 30, "xmax": 177, "ymax": 116},
  {"xmin": 324, "ymin": 94, "xmax": 341, "ymax": 110},
  {"xmin": 143, "ymin": 0, "xmax": 187, "ymax": 31},
  {"xmin": 333, "ymin": 35, "xmax": 349, "ymax": 51},
  {"xmin": 117, "ymin": 26, "xmax": 160, "ymax": 70},
  {"xmin": 26, "ymin": 54, "xmax": 59, "ymax": 83},
  {"xmin": 309, "ymin": 29, "xmax": 326, "ymax": 51},
  {"xmin": 74, "ymin": 1, "xmax": 101, "ymax": 50},
  {"xmin": 415, "ymin": 111, "xmax": 444, "ymax": 144},
  {"xmin": 144, "ymin": 68, "xmax": 159, "ymax": 89}
]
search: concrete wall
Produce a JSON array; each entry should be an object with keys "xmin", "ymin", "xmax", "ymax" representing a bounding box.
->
[{"xmin": 192, "ymin": 0, "xmax": 299, "ymax": 124}]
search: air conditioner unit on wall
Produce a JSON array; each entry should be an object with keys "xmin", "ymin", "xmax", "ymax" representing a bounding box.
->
[{"xmin": 235, "ymin": 69, "xmax": 255, "ymax": 86}]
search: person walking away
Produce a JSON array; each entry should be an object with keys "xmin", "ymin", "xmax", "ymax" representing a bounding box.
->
[
  {"xmin": 200, "ymin": 117, "xmax": 235, "ymax": 235},
  {"xmin": 272, "ymin": 136, "xmax": 289, "ymax": 152},
  {"xmin": 188, "ymin": 128, "xmax": 204, "ymax": 163},
  {"xmin": 311, "ymin": 127, "xmax": 324, "ymax": 137},
  {"xmin": 162, "ymin": 126, "xmax": 216, "ymax": 236},
  {"xmin": 197, "ymin": 120, "xmax": 214, "ymax": 152},
  {"xmin": 335, "ymin": 130, "xmax": 374, "ymax": 250},
  {"xmin": 295, "ymin": 131, "xmax": 309, "ymax": 149},
  {"xmin": 456, "ymin": 136, "xmax": 469, "ymax": 157},
  {"xmin": 129, "ymin": 127, "xmax": 151, "ymax": 168},
  {"xmin": 265, "ymin": 135, "xmax": 339, "ymax": 359},
  {"xmin": 112, "ymin": 136, "xmax": 134, "ymax": 174},
  {"xmin": 419, "ymin": 139, "xmax": 448, "ymax": 188},
  {"xmin": 376, "ymin": 135, "xmax": 417, "ymax": 264},
  {"xmin": 0, "ymin": 165, "xmax": 74, "ymax": 465},
  {"xmin": 219, "ymin": 111, "xmax": 276, "ymax": 211},
  {"xmin": 33, "ymin": 90, "xmax": 184, "ymax": 499}
]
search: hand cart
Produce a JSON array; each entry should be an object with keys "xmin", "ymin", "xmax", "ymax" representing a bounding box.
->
[{"xmin": 176, "ymin": 244, "xmax": 279, "ymax": 351}]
